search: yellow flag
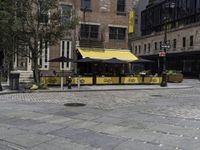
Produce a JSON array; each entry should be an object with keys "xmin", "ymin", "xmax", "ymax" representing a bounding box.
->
[{"xmin": 129, "ymin": 9, "xmax": 135, "ymax": 33}]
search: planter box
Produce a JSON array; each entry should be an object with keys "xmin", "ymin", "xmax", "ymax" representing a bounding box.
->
[{"xmin": 167, "ymin": 74, "xmax": 183, "ymax": 83}]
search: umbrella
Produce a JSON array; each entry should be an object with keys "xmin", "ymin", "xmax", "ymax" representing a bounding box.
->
[
  {"xmin": 49, "ymin": 56, "xmax": 74, "ymax": 62},
  {"xmin": 49, "ymin": 56, "xmax": 74, "ymax": 90},
  {"xmin": 132, "ymin": 58, "xmax": 154, "ymax": 63},
  {"xmin": 74, "ymin": 57, "xmax": 102, "ymax": 63},
  {"xmin": 103, "ymin": 58, "xmax": 128, "ymax": 64}
]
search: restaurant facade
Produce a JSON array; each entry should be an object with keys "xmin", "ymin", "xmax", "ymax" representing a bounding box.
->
[{"xmin": 11, "ymin": 0, "xmax": 140, "ymax": 83}]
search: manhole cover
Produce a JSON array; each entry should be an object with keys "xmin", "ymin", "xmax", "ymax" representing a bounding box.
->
[
  {"xmin": 64, "ymin": 103, "xmax": 86, "ymax": 107},
  {"xmin": 151, "ymin": 95, "xmax": 163, "ymax": 97}
]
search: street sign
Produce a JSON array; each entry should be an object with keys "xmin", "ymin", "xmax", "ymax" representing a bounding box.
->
[
  {"xmin": 159, "ymin": 51, "xmax": 166, "ymax": 57},
  {"xmin": 161, "ymin": 44, "xmax": 170, "ymax": 49}
]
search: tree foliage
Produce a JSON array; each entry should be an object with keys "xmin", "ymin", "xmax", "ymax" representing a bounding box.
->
[{"xmin": 0, "ymin": 0, "xmax": 78, "ymax": 84}]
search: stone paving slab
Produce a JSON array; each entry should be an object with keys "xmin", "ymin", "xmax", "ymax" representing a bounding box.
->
[
  {"xmin": 0, "ymin": 140, "xmax": 26, "ymax": 150},
  {"xmin": 113, "ymin": 140, "xmax": 173, "ymax": 150},
  {"xmin": 30, "ymin": 138, "xmax": 98, "ymax": 150},
  {"xmin": 0, "ymin": 126, "xmax": 27, "ymax": 139},
  {"xmin": 4, "ymin": 133, "xmax": 54, "ymax": 148},
  {"xmin": 49, "ymin": 127, "xmax": 127, "ymax": 149}
]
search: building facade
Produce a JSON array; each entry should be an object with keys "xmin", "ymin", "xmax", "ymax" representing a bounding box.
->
[
  {"xmin": 130, "ymin": 0, "xmax": 200, "ymax": 77},
  {"xmin": 12, "ymin": 0, "xmax": 136, "ymax": 81}
]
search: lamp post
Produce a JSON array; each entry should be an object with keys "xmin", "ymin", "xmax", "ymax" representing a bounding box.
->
[
  {"xmin": 0, "ymin": 50, "xmax": 3, "ymax": 91},
  {"xmin": 160, "ymin": 21, "xmax": 169, "ymax": 87},
  {"xmin": 160, "ymin": 1, "xmax": 175, "ymax": 87},
  {"xmin": 0, "ymin": 67, "xmax": 2, "ymax": 91}
]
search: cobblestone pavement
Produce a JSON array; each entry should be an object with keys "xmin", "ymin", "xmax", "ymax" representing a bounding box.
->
[{"xmin": 0, "ymin": 79, "xmax": 200, "ymax": 150}]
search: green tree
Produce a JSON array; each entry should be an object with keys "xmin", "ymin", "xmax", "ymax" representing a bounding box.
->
[
  {"xmin": 0, "ymin": 0, "xmax": 14, "ymax": 90},
  {"xmin": 11, "ymin": 0, "xmax": 78, "ymax": 84}
]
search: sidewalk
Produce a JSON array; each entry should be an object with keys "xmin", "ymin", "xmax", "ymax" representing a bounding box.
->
[{"xmin": 0, "ymin": 80, "xmax": 194, "ymax": 95}]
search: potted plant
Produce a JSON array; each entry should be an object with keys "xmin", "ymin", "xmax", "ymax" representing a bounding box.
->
[{"xmin": 167, "ymin": 70, "xmax": 183, "ymax": 83}]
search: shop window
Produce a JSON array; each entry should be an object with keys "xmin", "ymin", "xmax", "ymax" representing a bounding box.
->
[
  {"xmin": 60, "ymin": 40, "xmax": 72, "ymax": 70},
  {"xmin": 109, "ymin": 27, "xmax": 126, "ymax": 40},
  {"xmin": 61, "ymin": 4, "xmax": 72, "ymax": 25},
  {"xmin": 80, "ymin": 24, "xmax": 99, "ymax": 39}
]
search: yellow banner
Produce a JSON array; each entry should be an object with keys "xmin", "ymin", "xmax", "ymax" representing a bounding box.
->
[
  {"xmin": 144, "ymin": 77, "xmax": 162, "ymax": 84},
  {"xmin": 121, "ymin": 77, "xmax": 141, "ymax": 84},
  {"xmin": 40, "ymin": 77, "xmax": 66, "ymax": 85},
  {"xmin": 96, "ymin": 77, "xmax": 119, "ymax": 85},
  {"xmin": 72, "ymin": 77, "xmax": 93, "ymax": 85},
  {"xmin": 128, "ymin": 9, "xmax": 135, "ymax": 33}
]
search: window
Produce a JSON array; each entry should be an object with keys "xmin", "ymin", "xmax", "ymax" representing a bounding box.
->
[
  {"xmin": 61, "ymin": 4, "xmax": 72, "ymax": 25},
  {"xmin": 148, "ymin": 43, "xmax": 151, "ymax": 53},
  {"xmin": 160, "ymin": 41, "xmax": 162, "ymax": 50},
  {"xmin": 173, "ymin": 39, "xmax": 176, "ymax": 49},
  {"xmin": 139, "ymin": 45, "xmax": 141, "ymax": 54},
  {"xmin": 117, "ymin": 0, "xmax": 125, "ymax": 12},
  {"xmin": 155, "ymin": 42, "xmax": 157, "ymax": 51},
  {"xmin": 190, "ymin": 36, "xmax": 193, "ymax": 46},
  {"xmin": 60, "ymin": 40, "xmax": 72, "ymax": 70},
  {"xmin": 39, "ymin": 0, "xmax": 49, "ymax": 24},
  {"xmin": 183, "ymin": 37, "xmax": 186, "ymax": 48},
  {"xmin": 109, "ymin": 27, "xmax": 126, "ymax": 40},
  {"xmin": 135, "ymin": 46, "xmax": 137, "ymax": 54},
  {"xmin": 38, "ymin": 40, "xmax": 49, "ymax": 69},
  {"xmin": 81, "ymin": 0, "xmax": 91, "ymax": 9},
  {"xmin": 144, "ymin": 44, "xmax": 146, "ymax": 53},
  {"xmin": 80, "ymin": 24, "xmax": 99, "ymax": 39}
]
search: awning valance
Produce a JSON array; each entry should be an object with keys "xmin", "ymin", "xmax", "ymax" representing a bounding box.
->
[{"xmin": 77, "ymin": 48, "xmax": 138, "ymax": 62}]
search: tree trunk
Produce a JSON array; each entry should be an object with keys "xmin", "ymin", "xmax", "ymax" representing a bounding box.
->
[{"xmin": 33, "ymin": 56, "xmax": 39, "ymax": 85}]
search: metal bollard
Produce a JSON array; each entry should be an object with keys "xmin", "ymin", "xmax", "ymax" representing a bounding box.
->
[
  {"xmin": 67, "ymin": 76, "xmax": 72, "ymax": 89},
  {"xmin": 77, "ymin": 75, "xmax": 80, "ymax": 90}
]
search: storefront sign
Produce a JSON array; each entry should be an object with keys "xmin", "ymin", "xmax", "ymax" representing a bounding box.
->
[
  {"xmin": 96, "ymin": 77, "xmax": 119, "ymax": 84},
  {"xmin": 72, "ymin": 77, "xmax": 93, "ymax": 85},
  {"xmin": 144, "ymin": 77, "xmax": 161, "ymax": 84},
  {"xmin": 121, "ymin": 77, "xmax": 141, "ymax": 84},
  {"xmin": 40, "ymin": 77, "xmax": 66, "ymax": 85}
]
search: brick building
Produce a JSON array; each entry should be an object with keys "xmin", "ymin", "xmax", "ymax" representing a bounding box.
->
[{"xmin": 12, "ymin": 0, "xmax": 136, "ymax": 81}]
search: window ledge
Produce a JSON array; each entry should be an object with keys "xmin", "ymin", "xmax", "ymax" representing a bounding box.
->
[
  {"xmin": 116, "ymin": 11, "xmax": 126, "ymax": 16},
  {"xmin": 80, "ymin": 8, "xmax": 92, "ymax": 12},
  {"xmin": 109, "ymin": 39, "xmax": 126, "ymax": 41}
]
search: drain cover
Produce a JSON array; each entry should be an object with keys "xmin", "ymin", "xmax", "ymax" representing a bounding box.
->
[
  {"xmin": 64, "ymin": 103, "xmax": 86, "ymax": 107},
  {"xmin": 151, "ymin": 95, "xmax": 163, "ymax": 97}
]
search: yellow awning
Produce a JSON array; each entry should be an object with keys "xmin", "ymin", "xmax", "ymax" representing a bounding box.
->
[{"xmin": 77, "ymin": 48, "xmax": 138, "ymax": 62}]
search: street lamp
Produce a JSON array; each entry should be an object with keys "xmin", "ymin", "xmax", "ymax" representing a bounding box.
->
[
  {"xmin": 160, "ymin": 1, "xmax": 175, "ymax": 87},
  {"xmin": 0, "ymin": 51, "xmax": 3, "ymax": 91},
  {"xmin": 0, "ymin": 69, "xmax": 2, "ymax": 91}
]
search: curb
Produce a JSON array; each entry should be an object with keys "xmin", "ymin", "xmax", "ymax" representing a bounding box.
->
[{"xmin": 0, "ymin": 86, "xmax": 193, "ymax": 95}]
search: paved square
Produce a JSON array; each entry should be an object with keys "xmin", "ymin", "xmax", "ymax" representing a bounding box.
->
[{"xmin": 0, "ymin": 79, "xmax": 200, "ymax": 149}]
